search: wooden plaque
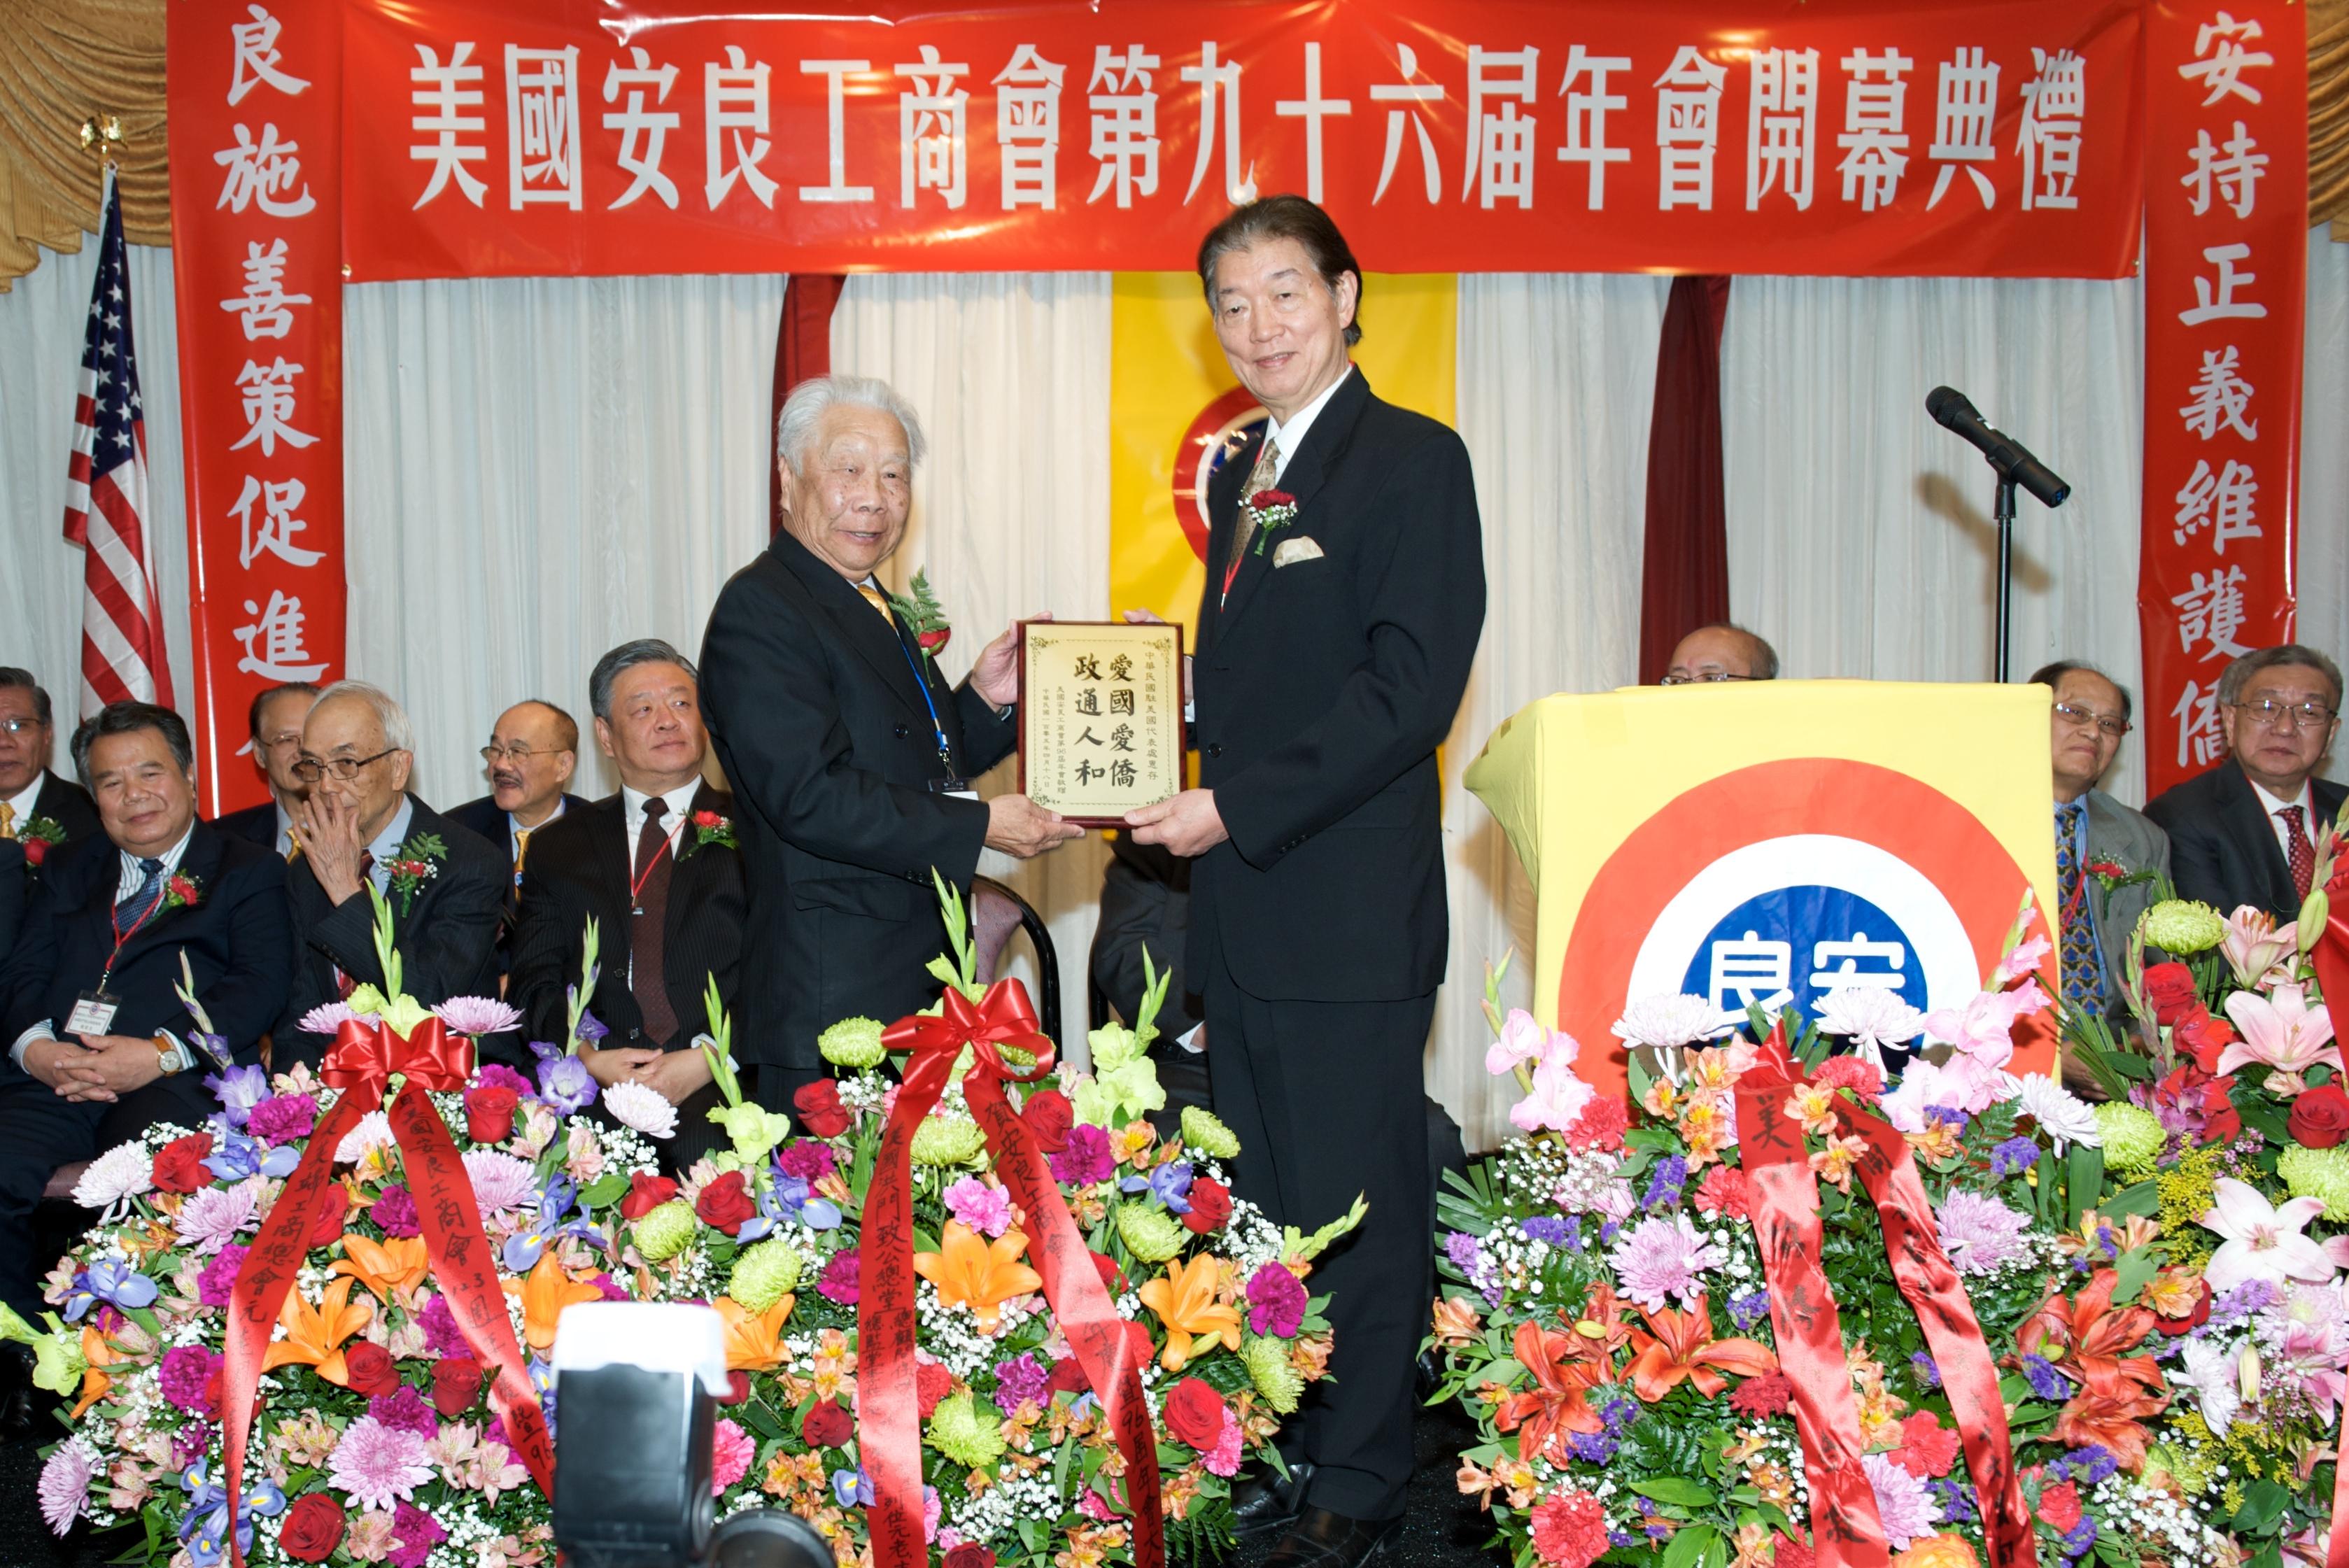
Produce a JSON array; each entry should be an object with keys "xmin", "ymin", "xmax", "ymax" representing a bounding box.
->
[{"xmin": 1016, "ymin": 622, "xmax": 1186, "ymax": 827}]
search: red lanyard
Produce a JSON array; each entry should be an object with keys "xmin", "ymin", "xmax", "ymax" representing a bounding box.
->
[
  {"xmin": 101, "ymin": 876, "xmax": 169, "ymax": 988},
  {"xmin": 628, "ymin": 811, "xmax": 686, "ymax": 908}
]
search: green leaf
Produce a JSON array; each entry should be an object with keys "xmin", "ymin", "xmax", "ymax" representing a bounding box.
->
[
  {"xmin": 581, "ymin": 1173, "xmax": 630, "ymax": 1209},
  {"xmin": 2108, "ymin": 1244, "xmax": 2161, "ymax": 1307},
  {"xmin": 2233, "ymin": 1479, "xmax": 2290, "ymax": 1534},
  {"xmin": 1633, "ymin": 1478, "xmax": 1717, "ymax": 1509},
  {"xmin": 1662, "ymin": 1524, "xmax": 1720, "ymax": 1568},
  {"xmin": 2064, "ymin": 1145, "xmax": 2105, "ymax": 1227},
  {"xmin": 2101, "ymin": 1178, "xmax": 2160, "ymax": 1219}
]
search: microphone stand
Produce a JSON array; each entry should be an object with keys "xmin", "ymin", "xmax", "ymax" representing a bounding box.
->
[{"xmin": 1994, "ymin": 472, "xmax": 2017, "ymax": 684}]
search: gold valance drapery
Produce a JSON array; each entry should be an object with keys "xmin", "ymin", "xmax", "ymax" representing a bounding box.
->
[{"xmin": 1, "ymin": 0, "xmax": 2346, "ymax": 290}]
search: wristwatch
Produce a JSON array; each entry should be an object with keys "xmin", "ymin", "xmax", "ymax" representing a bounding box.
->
[{"xmin": 153, "ymin": 1035, "xmax": 190, "ymax": 1076}]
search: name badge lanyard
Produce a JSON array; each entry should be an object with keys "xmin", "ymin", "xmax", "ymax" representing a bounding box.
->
[
  {"xmin": 99, "ymin": 887, "xmax": 169, "ymax": 991},
  {"xmin": 894, "ymin": 632, "xmax": 958, "ymax": 779},
  {"xmin": 628, "ymin": 812, "xmax": 689, "ymax": 917}
]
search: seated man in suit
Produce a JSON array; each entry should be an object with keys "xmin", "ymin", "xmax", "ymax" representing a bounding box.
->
[
  {"xmin": 450, "ymin": 699, "xmax": 585, "ymax": 903},
  {"xmin": 0, "ymin": 702, "xmax": 290, "ymax": 1376},
  {"xmin": 1660, "ymin": 623, "xmax": 1779, "ymax": 684},
  {"xmin": 275, "ymin": 681, "xmax": 505, "ymax": 1068},
  {"xmin": 0, "ymin": 668, "xmax": 102, "ymax": 868},
  {"xmin": 213, "ymin": 681, "xmax": 320, "ymax": 856},
  {"xmin": 509, "ymin": 642, "xmax": 742, "ymax": 1171},
  {"xmin": 2146, "ymin": 644, "xmax": 2346, "ymax": 922}
]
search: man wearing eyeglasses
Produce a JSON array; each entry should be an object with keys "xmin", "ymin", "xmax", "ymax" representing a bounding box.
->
[
  {"xmin": 0, "ymin": 669, "xmax": 101, "ymax": 870},
  {"xmin": 213, "ymin": 682, "xmax": 320, "ymax": 857},
  {"xmin": 449, "ymin": 700, "xmax": 586, "ymax": 903},
  {"xmin": 273, "ymin": 681, "xmax": 507, "ymax": 1068},
  {"xmin": 2029, "ymin": 663, "xmax": 2168, "ymax": 1054},
  {"xmin": 2147, "ymin": 644, "xmax": 2347, "ymax": 923},
  {"xmin": 1660, "ymin": 623, "xmax": 1779, "ymax": 684}
]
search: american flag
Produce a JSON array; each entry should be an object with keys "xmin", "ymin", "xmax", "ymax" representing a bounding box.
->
[{"xmin": 62, "ymin": 168, "xmax": 174, "ymax": 714}]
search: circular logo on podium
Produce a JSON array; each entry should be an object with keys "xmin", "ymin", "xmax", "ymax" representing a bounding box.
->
[{"xmin": 1170, "ymin": 386, "xmax": 1266, "ymax": 563}]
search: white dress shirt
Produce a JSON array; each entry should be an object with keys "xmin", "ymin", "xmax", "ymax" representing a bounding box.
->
[
  {"xmin": 11, "ymin": 824, "xmax": 197, "ymax": 1068},
  {"xmin": 1, "ymin": 775, "xmax": 44, "ymax": 835},
  {"xmin": 2250, "ymin": 776, "xmax": 2318, "ymax": 864},
  {"xmin": 271, "ymin": 802, "xmax": 298, "ymax": 859},
  {"xmin": 362, "ymin": 797, "xmax": 418, "ymax": 897},
  {"xmin": 1259, "ymin": 365, "xmax": 1353, "ymax": 484},
  {"xmin": 621, "ymin": 781, "xmax": 701, "ymax": 866}
]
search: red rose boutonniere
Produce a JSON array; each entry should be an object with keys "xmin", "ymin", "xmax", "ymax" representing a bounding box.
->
[
  {"xmin": 18, "ymin": 815, "xmax": 67, "ymax": 870},
  {"xmin": 1244, "ymin": 488, "xmax": 1300, "ymax": 555},
  {"xmin": 682, "ymin": 809, "xmax": 738, "ymax": 858},
  {"xmin": 887, "ymin": 568, "xmax": 953, "ymax": 669},
  {"xmin": 386, "ymin": 833, "xmax": 446, "ymax": 917},
  {"xmin": 162, "ymin": 870, "xmax": 203, "ymax": 911}
]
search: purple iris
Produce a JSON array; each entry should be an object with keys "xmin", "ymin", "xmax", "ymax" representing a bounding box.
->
[
  {"xmin": 831, "ymin": 1467, "xmax": 875, "ymax": 1509},
  {"xmin": 534, "ymin": 1054, "xmax": 599, "ymax": 1116},
  {"xmin": 203, "ymin": 1064, "xmax": 269, "ymax": 1129},
  {"xmin": 1910, "ymin": 1351, "xmax": 1941, "ymax": 1390},
  {"xmin": 500, "ymin": 1175, "xmax": 594, "ymax": 1272},
  {"xmin": 202, "ymin": 1128, "xmax": 299, "ymax": 1183},
  {"xmin": 1122, "ymin": 1160, "xmax": 1194, "ymax": 1214},
  {"xmin": 64, "ymin": 1257, "xmax": 158, "ymax": 1321},
  {"xmin": 738, "ymin": 1173, "xmax": 842, "ymax": 1241},
  {"xmin": 176, "ymin": 1460, "xmax": 283, "ymax": 1568}
]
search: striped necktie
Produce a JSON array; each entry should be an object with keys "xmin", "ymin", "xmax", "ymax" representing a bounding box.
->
[
  {"xmin": 856, "ymin": 584, "xmax": 896, "ymax": 626},
  {"xmin": 2054, "ymin": 802, "xmax": 2104, "ymax": 1008},
  {"xmin": 117, "ymin": 856, "xmax": 167, "ymax": 926},
  {"xmin": 0, "ymin": 803, "xmax": 15, "ymax": 840}
]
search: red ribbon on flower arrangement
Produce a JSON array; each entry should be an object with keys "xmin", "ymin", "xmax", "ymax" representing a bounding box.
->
[
  {"xmin": 1733, "ymin": 1030, "xmax": 2037, "ymax": 1568},
  {"xmin": 220, "ymin": 1017, "xmax": 553, "ymax": 1566},
  {"xmin": 868, "ymin": 982, "xmax": 1165, "ymax": 1568}
]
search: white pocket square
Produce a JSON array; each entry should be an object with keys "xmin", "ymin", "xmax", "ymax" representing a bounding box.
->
[{"xmin": 1272, "ymin": 536, "xmax": 1324, "ymax": 567}]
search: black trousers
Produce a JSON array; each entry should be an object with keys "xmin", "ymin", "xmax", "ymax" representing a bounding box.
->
[
  {"xmin": 584, "ymin": 1065, "xmax": 730, "ymax": 1176},
  {"xmin": 1204, "ymin": 959, "xmax": 1434, "ymax": 1523},
  {"xmin": 0, "ymin": 1073, "xmax": 216, "ymax": 1320}
]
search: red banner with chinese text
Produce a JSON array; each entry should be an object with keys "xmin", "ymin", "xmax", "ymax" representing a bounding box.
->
[
  {"xmin": 169, "ymin": 1, "xmax": 346, "ymax": 815},
  {"xmin": 2138, "ymin": 1, "xmax": 2304, "ymax": 800}
]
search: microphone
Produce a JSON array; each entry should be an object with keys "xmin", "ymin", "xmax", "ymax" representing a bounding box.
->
[{"xmin": 1925, "ymin": 386, "xmax": 2071, "ymax": 507}]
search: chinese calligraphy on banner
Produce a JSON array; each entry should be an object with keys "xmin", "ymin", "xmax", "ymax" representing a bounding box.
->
[{"xmin": 2139, "ymin": 1, "xmax": 2306, "ymax": 799}]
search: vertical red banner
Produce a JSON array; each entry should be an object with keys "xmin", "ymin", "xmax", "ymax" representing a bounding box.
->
[
  {"xmin": 2140, "ymin": 1, "xmax": 2305, "ymax": 800},
  {"xmin": 169, "ymin": 1, "xmax": 346, "ymax": 815}
]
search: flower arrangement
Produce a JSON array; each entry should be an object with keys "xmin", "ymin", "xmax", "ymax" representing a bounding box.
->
[{"xmin": 1432, "ymin": 871, "xmax": 2348, "ymax": 1568}]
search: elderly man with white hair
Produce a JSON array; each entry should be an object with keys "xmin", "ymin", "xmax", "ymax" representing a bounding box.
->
[
  {"xmin": 701, "ymin": 375, "xmax": 1081, "ymax": 1108},
  {"xmin": 274, "ymin": 680, "xmax": 508, "ymax": 1069}
]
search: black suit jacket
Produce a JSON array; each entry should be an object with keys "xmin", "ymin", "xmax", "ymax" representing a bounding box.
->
[
  {"xmin": 0, "ymin": 821, "xmax": 292, "ymax": 1080},
  {"xmin": 0, "ymin": 840, "xmax": 24, "ymax": 968},
  {"xmin": 700, "ymin": 531, "xmax": 1016, "ymax": 1071},
  {"xmin": 273, "ymin": 795, "xmax": 507, "ymax": 1066},
  {"xmin": 29, "ymin": 772, "xmax": 101, "ymax": 847},
  {"xmin": 213, "ymin": 800, "xmax": 284, "ymax": 852},
  {"xmin": 1187, "ymin": 371, "xmax": 1485, "ymax": 1001},
  {"xmin": 508, "ymin": 784, "xmax": 747, "ymax": 1051},
  {"xmin": 448, "ymin": 793, "xmax": 590, "ymax": 882},
  {"xmin": 2145, "ymin": 761, "xmax": 2348, "ymax": 921}
]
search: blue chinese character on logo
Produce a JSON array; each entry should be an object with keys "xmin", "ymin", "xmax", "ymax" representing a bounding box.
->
[{"xmin": 1679, "ymin": 884, "xmax": 1913, "ymax": 1029}]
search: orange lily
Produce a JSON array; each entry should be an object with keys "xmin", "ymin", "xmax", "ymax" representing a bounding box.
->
[
  {"xmin": 714, "ymin": 1294, "xmax": 795, "ymax": 1371},
  {"xmin": 1623, "ymin": 1295, "xmax": 1777, "ymax": 1402},
  {"xmin": 71, "ymin": 1325, "xmax": 130, "ymax": 1420},
  {"xmin": 330, "ymin": 1232, "xmax": 430, "ymax": 1303},
  {"xmin": 2017, "ymin": 1269, "xmax": 2163, "ymax": 1398},
  {"xmin": 1562, "ymin": 1283, "xmax": 1634, "ymax": 1363},
  {"xmin": 1493, "ymin": 1320, "xmax": 1607, "ymax": 1462},
  {"xmin": 913, "ymin": 1221, "xmax": 1043, "ymax": 1334},
  {"xmin": 2051, "ymin": 1379, "xmax": 2168, "ymax": 1471},
  {"xmin": 1136, "ymin": 1254, "xmax": 1241, "ymax": 1371},
  {"xmin": 260, "ymin": 1275, "xmax": 374, "ymax": 1387},
  {"xmin": 503, "ymin": 1251, "xmax": 604, "ymax": 1353}
]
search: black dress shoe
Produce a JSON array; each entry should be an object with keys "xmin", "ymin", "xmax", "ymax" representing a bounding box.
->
[
  {"xmin": 1229, "ymin": 1460, "xmax": 1314, "ymax": 1543},
  {"xmin": 1262, "ymin": 1508, "xmax": 1402, "ymax": 1568}
]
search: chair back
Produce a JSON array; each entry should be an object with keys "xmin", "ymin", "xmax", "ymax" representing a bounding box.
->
[{"xmin": 970, "ymin": 875, "xmax": 1061, "ymax": 1045}]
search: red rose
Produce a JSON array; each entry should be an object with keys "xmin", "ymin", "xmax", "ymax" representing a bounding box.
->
[
  {"xmin": 696, "ymin": 1171, "xmax": 757, "ymax": 1236},
  {"xmin": 1248, "ymin": 488, "xmax": 1296, "ymax": 509},
  {"xmin": 278, "ymin": 1493, "xmax": 346, "ymax": 1562},
  {"xmin": 2037, "ymin": 1479, "xmax": 2083, "ymax": 1534},
  {"xmin": 917, "ymin": 628, "xmax": 952, "ymax": 654},
  {"xmin": 803, "ymin": 1399, "xmax": 854, "ymax": 1449},
  {"xmin": 2142, "ymin": 962, "xmax": 2201, "ymax": 1026},
  {"xmin": 945, "ymin": 1546, "xmax": 996, "ymax": 1568},
  {"xmin": 464, "ymin": 1084, "xmax": 519, "ymax": 1145},
  {"xmin": 150, "ymin": 1133, "xmax": 216, "ymax": 1195},
  {"xmin": 431, "ymin": 1357, "xmax": 483, "ymax": 1418},
  {"xmin": 1021, "ymin": 1088, "xmax": 1073, "ymax": 1154},
  {"xmin": 693, "ymin": 810, "xmax": 721, "ymax": 828},
  {"xmin": 621, "ymin": 1171, "xmax": 680, "ymax": 1220},
  {"xmin": 915, "ymin": 1360, "xmax": 953, "ymax": 1418},
  {"xmin": 2172, "ymin": 1007, "xmax": 2239, "ymax": 1073},
  {"xmin": 1047, "ymin": 1355, "xmax": 1089, "ymax": 1395},
  {"xmin": 20, "ymin": 835, "xmax": 48, "ymax": 868},
  {"xmin": 722, "ymin": 1371, "xmax": 752, "ymax": 1405},
  {"xmin": 343, "ymin": 1341, "xmax": 400, "ymax": 1398},
  {"xmin": 792, "ymin": 1080, "xmax": 852, "ymax": 1140},
  {"xmin": 1181, "ymin": 1178, "xmax": 1232, "ymax": 1234},
  {"xmin": 1160, "ymin": 1376, "xmax": 1229, "ymax": 1451},
  {"xmin": 2292, "ymin": 1085, "xmax": 2349, "ymax": 1149}
]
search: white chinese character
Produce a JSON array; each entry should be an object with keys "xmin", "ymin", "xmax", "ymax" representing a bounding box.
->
[
  {"xmin": 707, "ymin": 46, "xmax": 780, "ymax": 209},
  {"xmin": 1926, "ymin": 47, "xmax": 1999, "ymax": 209},
  {"xmin": 2180, "ymin": 12, "xmax": 2274, "ymax": 106},
  {"xmin": 1747, "ymin": 48, "xmax": 1819, "ymax": 211},
  {"xmin": 1368, "ymin": 43, "xmax": 1443, "ymax": 204},
  {"xmin": 1463, "ymin": 46, "xmax": 1539, "ymax": 209},
  {"xmin": 2180, "ymin": 345, "xmax": 2258, "ymax": 440},
  {"xmin": 2018, "ymin": 48, "xmax": 2085, "ymax": 211},
  {"xmin": 2181, "ymin": 242, "xmax": 2268, "ymax": 325},
  {"xmin": 507, "ymin": 46, "xmax": 582, "ymax": 209},
  {"xmin": 1086, "ymin": 46, "xmax": 1161, "ymax": 208},
  {"xmin": 228, "ymin": 475, "xmax": 323, "ymax": 570},
  {"xmin": 1181, "ymin": 42, "xmax": 1252, "ymax": 204},
  {"xmin": 2172, "ymin": 678, "xmax": 2228, "ymax": 768},
  {"xmin": 233, "ymin": 590, "xmax": 328, "ymax": 682},
  {"xmin": 1556, "ymin": 45, "xmax": 1631, "ymax": 209},
  {"xmin": 2173, "ymin": 456, "xmax": 2260, "ymax": 554},
  {"xmin": 1708, "ymin": 931, "xmax": 1794, "ymax": 1021},
  {"xmin": 410, "ymin": 42, "xmax": 488, "ymax": 209},
  {"xmin": 218, "ymin": 239, "xmax": 311, "ymax": 341},
  {"xmin": 799, "ymin": 59, "xmax": 874, "ymax": 204},
  {"xmin": 1836, "ymin": 48, "xmax": 1912, "ymax": 211},
  {"xmin": 1275, "ymin": 43, "xmax": 1353, "ymax": 204},
  {"xmin": 214, "ymin": 122, "xmax": 316, "ymax": 217},
  {"xmin": 1810, "ymin": 934, "xmax": 1907, "ymax": 996},
  {"xmin": 994, "ymin": 45, "xmax": 1065, "ymax": 211},
  {"xmin": 895, "ymin": 45, "xmax": 970, "ymax": 209},
  {"xmin": 228, "ymin": 358, "xmax": 315, "ymax": 458},
  {"xmin": 2182, "ymin": 121, "xmax": 2266, "ymax": 219},
  {"xmin": 1653, "ymin": 46, "xmax": 1727, "ymax": 211},
  {"xmin": 604, "ymin": 47, "xmax": 681, "ymax": 210},
  {"xmin": 228, "ymin": 5, "xmax": 308, "ymax": 106},
  {"xmin": 2171, "ymin": 565, "xmax": 2252, "ymax": 661}
]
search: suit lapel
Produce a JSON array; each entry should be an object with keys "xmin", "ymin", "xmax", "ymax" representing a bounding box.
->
[
  {"xmin": 774, "ymin": 536, "xmax": 931, "ymax": 724},
  {"xmin": 665, "ymin": 783, "xmax": 729, "ymax": 947},
  {"xmin": 1218, "ymin": 371, "xmax": 1369, "ymax": 631},
  {"xmin": 2216, "ymin": 764, "xmax": 2297, "ymax": 911},
  {"xmin": 114, "ymin": 824, "xmax": 225, "ymax": 963}
]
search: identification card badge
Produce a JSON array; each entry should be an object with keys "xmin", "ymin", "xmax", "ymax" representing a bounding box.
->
[
  {"xmin": 928, "ymin": 777, "xmax": 980, "ymax": 801},
  {"xmin": 66, "ymin": 991, "xmax": 121, "ymax": 1038}
]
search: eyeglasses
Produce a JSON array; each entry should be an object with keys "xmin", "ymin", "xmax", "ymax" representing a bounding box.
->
[
  {"xmin": 1659, "ymin": 672, "xmax": 1753, "ymax": 686},
  {"xmin": 0, "ymin": 717, "xmax": 43, "ymax": 737},
  {"xmin": 2052, "ymin": 702, "xmax": 2131, "ymax": 739},
  {"xmin": 481, "ymin": 744, "xmax": 563, "ymax": 764},
  {"xmin": 2233, "ymin": 698, "xmax": 2338, "ymax": 730},
  {"xmin": 292, "ymin": 748, "xmax": 399, "ymax": 784}
]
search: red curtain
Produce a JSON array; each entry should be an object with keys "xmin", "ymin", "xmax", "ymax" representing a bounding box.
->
[
  {"xmin": 1637, "ymin": 274, "xmax": 1733, "ymax": 684},
  {"xmin": 771, "ymin": 274, "xmax": 846, "ymax": 535}
]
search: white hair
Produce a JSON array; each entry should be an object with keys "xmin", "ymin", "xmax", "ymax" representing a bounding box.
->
[
  {"xmin": 775, "ymin": 374, "xmax": 926, "ymax": 477},
  {"xmin": 314, "ymin": 679, "xmax": 416, "ymax": 754}
]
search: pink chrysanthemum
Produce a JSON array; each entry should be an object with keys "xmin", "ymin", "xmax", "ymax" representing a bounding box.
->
[
  {"xmin": 38, "ymin": 1438, "xmax": 97, "ymax": 1535},
  {"xmin": 711, "ymin": 1418, "xmax": 755, "ymax": 1495},
  {"xmin": 1935, "ymin": 1191, "xmax": 2034, "ymax": 1276},
  {"xmin": 1607, "ymin": 1214, "xmax": 1725, "ymax": 1310},
  {"xmin": 299, "ymin": 1001, "xmax": 358, "ymax": 1036},
  {"xmin": 432, "ymin": 996, "xmax": 521, "ymax": 1038},
  {"xmin": 173, "ymin": 1180, "xmax": 259, "ymax": 1257},
  {"xmin": 1861, "ymin": 1451, "xmax": 1943, "ymax": 1551},
  {"xmin": 462, "ymin": 1150, "xmax": 537, "ymax": 1214},
  {"xmin": 327, "ymin": 1415, "xmax": 435, "ymax": 1512}
]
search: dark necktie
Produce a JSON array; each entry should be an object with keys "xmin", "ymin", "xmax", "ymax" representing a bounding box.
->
[
  {"xmin": 116, "ymin": 856, "xmax": 167, "ymax": 926},
  {"xmin": 631, "ymin": 798, "xmax": 680, "ymax": 1047},
  {"xmin": 1222, "ymin": 435, "xmax": 1283, "ymax": 604},
  {"xmin": 2054, "ymin": 803, "xmax": 2104, "ymax": 1008},
  {"xmin": 2280, "ymin": 803, "xmax": 2315, "ymax": 901}
]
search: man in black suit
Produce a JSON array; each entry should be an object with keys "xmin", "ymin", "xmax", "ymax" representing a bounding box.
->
[
  {"xmin": 0, "ymin": 668, "xmax": 101, "ymax": 869},
  {"xmin": 0, "ymin": 842, "xmax": 20, "ymax": 965},
  {"xmin": 274, "ymin": 681, "xmax": 505, "ymax": 1068},
  {"xmin": 2146, "ymin": 644, "xmax": 2346, "ymax": 922},
  {"xmin": 212, "ymin": 681, "xmax": 319, "ymax": 856},
  {"xmin": 510, "ymin": 642, "xmax": 742, "ymax": 1171},
  {"xmin": 0, "ymin": 702, "xmax": 291, "ymax": 1329},
  {"xmin": 1125, "ymin": 196, "xmax": 1485, "ymax": 1566},
  {"xmin": 449, "ymin": 699, "xmax": 586, "ymax": 902},
  {"xmin": 700, "ymin": 375, "xmax": 1081, "ymax": 1108}
]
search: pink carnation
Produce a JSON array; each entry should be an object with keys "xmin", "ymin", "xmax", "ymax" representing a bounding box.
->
[
  {"xmin": 388, "ymin": 1500, "xmax": 447, "ymax": 1568},
  {"xmin": 246, "ymin": 1092, "xmax": 319, "ymax": 1147},
  {"xmin": 711, "ymin": 1418, "xmax": 755, "ymax": 1495},
  {"xmin": 1246, "ymin": 1263, "xmax": 1308, "ymax": 1337}
]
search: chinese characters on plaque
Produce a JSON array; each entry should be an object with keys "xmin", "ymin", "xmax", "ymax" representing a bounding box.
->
[{"xmin": 1017, "ymin": 623, "xmax": 1185, "ymax": 826}]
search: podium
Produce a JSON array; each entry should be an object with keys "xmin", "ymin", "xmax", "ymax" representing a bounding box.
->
[{"xmin": 1464, "ymin": 680, "xmax": 2063, "ymax": 1107}]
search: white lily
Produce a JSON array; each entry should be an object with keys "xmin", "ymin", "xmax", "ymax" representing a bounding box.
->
[
  {"xmin": 2168, "ymin": 1335, "xmax": 2248, "ymax": 1436},
  {"xmin": 2201, "ymin": 1177, "xmax": 2337, "ymax": 1296}
]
